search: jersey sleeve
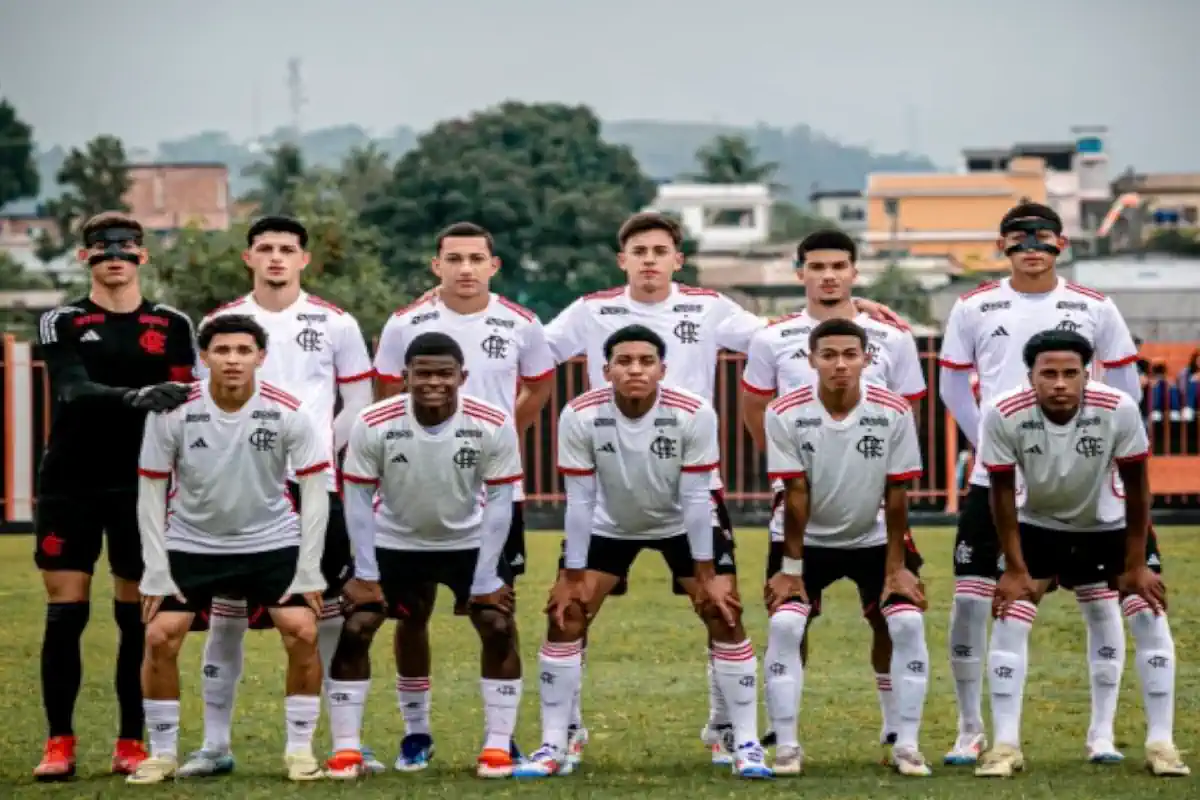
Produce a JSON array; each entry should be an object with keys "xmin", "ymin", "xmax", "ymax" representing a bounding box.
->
[
  {"xmin": 978, "ymin": 403, "xmax": 1018, "ymax": 473},
  {"xmin": 544, "ymin": 298, "xmax": 588, "ymax": 362},
  {"xmin": 483, "ymin": 421, "xmax": 524, "ymax": 485},
  {"xmin": 740, "ymin": 330, "xmax": 777, "ymax": 396},
  {"xmin": 937, "ymin": 300, "xmax": 975, "ymax": 370},
  {"xmin": 518, "ymin": 319, "xmax": 558, "ymax": 381},
  {"xmin": 286, "ymin": 409, "xmax": 329, "ymax": 477},
  {"xmin": 556, "ymin": 407, "xmax": 595, "ymax": 476},
  {"xmin": 1112, "ymin": 400, "xmax": 1150, "ymax": 463},
  {"xmin": 166, "ymin": 311, "xmax": 198, "ymax": 382},
  {"xmin": 887, "ymin": 409, "xmax": 924, "ymax": 482},
  {"xmin": 372, "ymin": 316, "xmax": 407, "ymax": 382},
  {"xmin": 137, "ymin": 410, "xmax": 178, "ymax": 479},
  {"xmin": 1094, "ymin": 299, "xmax": 1139, "ymax": 369},
  {"xmin": 682, "ymin": 404, "xmax": 721, "ymax": 473},
  {"xmin": 765, "ymin": 407, "xmax": 806, "ymax": 481},
  {"xmin": 715, "ymin": 298, "xmax": 765, "ymax": 353},
  {"xmin": 890, "ymin": 332, "xmax": 928, "ymax": 401},
  {"xmin": 334, "ymin": 315, "xmax": 375, "ymax": 385},
  {"xmin": 341, "ymin": 414, "xmax": 382, "ymax": 485}
]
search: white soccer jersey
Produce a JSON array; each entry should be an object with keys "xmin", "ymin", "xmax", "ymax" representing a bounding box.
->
[
  {"xmin": 742, "ymin": 310, "xmax": 927, "ymax": 401},
  {"xmin": 765, "ymin": 383, "xmax": 923, "ymax": 549},
  {"xmin": 373, "ymin": 293, "xmax": 556, "ymax": 502},
  {"xmin": 938, "ymin": 277, "xmax": 1138, "ymax": 487},
  {"xmin": 557, "ymin": 386, "xmax": 720, "ymax": 540},
  {"xmin": 137, "ymin": 380, "xmax": 326, "ymax": 554},
  {"xmin": 979, "ymin": 382, "xmax": 1148, "ymax": 532},
  {"xmin": 203, "ymin": 292, "xmax": 373, "ymax": 491},
  {"xmin": 341, "ymin": 393, "xmax": 523, "ymax": 551}
]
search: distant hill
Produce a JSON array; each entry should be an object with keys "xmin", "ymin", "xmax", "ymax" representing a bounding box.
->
[{"xmin": 17, "ymin": 119, "xmax": 937, "ymax": 213}]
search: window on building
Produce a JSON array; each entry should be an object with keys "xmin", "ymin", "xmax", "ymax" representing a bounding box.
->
[
  {"xmin": 1183, "ymin": 205, "xmax": 1198, "ymax": 225},
  {"xmin": 839, "ymin": 205, "xmax": 865, "ymax": 222},
  {"xmin": 703, "ymin": 207, "xmax": 756, "ymax": 229}
]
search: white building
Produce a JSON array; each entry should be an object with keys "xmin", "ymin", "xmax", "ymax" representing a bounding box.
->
[
  {"xmin": 809, "ymin": 189, "xmax": 868, "ymax": 239},
  {"xmin": 649, "ymin": 182, "xmax": 772, "ymax": 252}
]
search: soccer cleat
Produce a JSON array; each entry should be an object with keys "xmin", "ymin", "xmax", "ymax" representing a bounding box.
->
[
  {"xmin": 566, "ymin": 726, "xmax": 588, "ymax": 767},
  {"xmin": 394, "ymin": 733, "xmax": 435, "ymax": 772},
  {"xmin": 512, "ymin": 744, "xmax": 570, "ymax": 778},
  {"xmin": 702, "ymin": 723, "xmax": 735, "ymax": 766},
  {"xmin": 974, "ymin": 745, "xmax": 1025, "ymax": 778},
  {"xmin": 1145, "ymin": 742, "xmax": 1190, "ymax": 777},
  {"xmin": 944, "ymin": 731, "xmax": 987, "ymax": 765},
  {"xmin": 760, "ymin": 728, "xmax": 777, "ymax": 748},
  {"xmin": 360, "ymin": 746, "xmax": 387, "ymax": 774},
  {"xmin": 476, "ymin": 747, "xmax": 515, "ymax": 778},
  {"xmin": 1087, "ymin": 740, "xmax": 1124, "ymax": 764},
  {"xmin": 33, "ymin": 735, "xmax": 77, "ymax": 782},
  {"xmin": 893, "ymin": 747, "xmax": 932, "ymax": 777},
  {"xmin": 112, "ymin": 739, "xmax": 148, "ymax": 775},
  {"xmin": 880, "ymin": 731, "xmax": 897, "ymax": 766},
  {"xmin": 325, "ymin": 749, "xmax": 366, "ymax": 780},
  {"xmin": 732, "ymin": 743, "xmax": 773, "ymax": 779},
  {"xmin": 126, "ymin": 755, "xmax": 178, "ymax": 785},
  {"xmin": 285, "ymin": 751, "xmax": 324, "ymax": 781},
  {"xmin": 176, "ymin": 749, "xmax": 235, "ymax": 778},
  {"xmin": 773, "ymin": 745, "xmax": 804, "ymax": 776}
]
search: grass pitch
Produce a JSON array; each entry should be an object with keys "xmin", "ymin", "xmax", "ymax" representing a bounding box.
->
[{"xmin": 0, "ymin": 528, "xmax": 1196, "ymax": 799}]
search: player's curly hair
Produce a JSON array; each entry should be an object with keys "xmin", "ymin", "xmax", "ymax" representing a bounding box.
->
[
  {"xmin": 1022, "ymin": 329, "xmax": 1093, "ymax": 369},
  {"xmin": 796, "ymin": 229, "xmax": 857, "ymax": 265},
  {"xmin": 604, "ymin": 324, "xmax": 667, "ymax": 361},
  {"xmin": 198, "ymin": 314, "xmax": 268, "ymax": 351},
  {"xmin": 808, "ymin": 317, "xmax": 867, "ymax": 354},
  {"xmin": 405, "ymin": 331, "xmax": 464, "ymax": 366}
]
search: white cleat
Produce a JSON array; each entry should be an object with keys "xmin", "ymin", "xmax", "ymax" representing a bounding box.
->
[
  {"xmin": 701, "ymin": 724, "xmax": 734, "ymax": 766},
  {"xmin": 1145, "ymin": 741, "xmax": 1190, "ymax": 777},
  {"xmin": 773, "ymin": 745, "xmax": 804, "ymax": 776},
  {"xmin": 1087, "ymin": 739, "xmax": 1124, "ymax": 764},
  {"xmin": 893, "ymin": 746, "xmax": 932, "ymax": 777},
  {"xmin": 944, "ymin": 731, "xmax": 987, "ymax": 765},
  {"xmin": 975, "ymin": 745, "xmax": 1025, "ymax": 778},
  {"xmin": 285, "ymin": 751, "xmax": 324, "ymax": 782},
  {"xmin": 512, "ymin": 744, "xmax": 571, "ymax": 778},
  {"xmin": 567, "ymin": 726, "xmax": 588, "ymax": 767},
  {"xmin": 126, "ymin": 755, "xmax": 178, "ymax": 785},
  {"xmin": 732, "ymin": 743, "xmax": 774, "ymax": 779}
]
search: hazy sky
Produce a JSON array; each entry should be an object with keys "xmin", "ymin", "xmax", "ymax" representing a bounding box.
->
[{"xmin": 2, "ymin": 0, "xmax": 1196, "ymax": 170}]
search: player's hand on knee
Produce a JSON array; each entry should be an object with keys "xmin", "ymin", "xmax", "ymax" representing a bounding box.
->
[
  {"xmin": 882, "ymin": 567, "xmax": 926, "ymax": 610},
  {"xmin": 342, "ymin": 578, "xmax": 383, "ymax": 611},
  {"xmin": 546, "ymin": 574, "xmax": 585, "ymax": 630},
  {"xmin": 764, "ymin": 572, "xmax": 807, "ymax": 614},
  {"xmin": 140, "ymin": 592, "xmax": 186, "ymax": 624},
  {"xmin": 693, "ymin": 574, "xmax": 741, "ymax": 629},
  {"xmin": 279, "ymin": 591, "xmax": 324, "ymax": 617},
  {"xmin": 1117, "ymin": 565, "xmax": 1167, "ymax": 614},
  {"xmin": 471, "ymin": 585, "xmax": 515, "ymax": 616},
  {"xmin": 993, "ymin": 567, "xmax": 1035, "ymax": 618},
  {"xmin": 124, "ymin": 382, "xmax": 192, "ymax": 412}
]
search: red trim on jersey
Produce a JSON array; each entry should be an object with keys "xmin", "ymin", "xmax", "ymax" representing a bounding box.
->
[
  {"xmin": 741, "ymin": 378, "xmax": 775, "ymax": 396},
  {"xmin": 294, "ymin": 461, "xmax": 331, "ymax": 477},
  {"xmin": 558, "ymin": 466, "xmax": 595, "ymax": 476},
  {"xmin": 392, "ymin": 296, "xmax": 434, "ymax": 317},
  {"xmin": 984, "ymin": 462, "xmax": 1016, "ymax": 473},
  {"xmin": 463, "ymin": 398, "xmax": 507, "ymax": 427},
  {"xmin": 959, "ymin": 281, "xmax": 1000, "ymax": 299},
  {"xmin": 138, "ymin": 467, "xmax": 170, "ymax": 480},
  {"xmin": 521, "ymin": 367, "xmax": 555, "ymax": 383},
  {"xmin": 677, "ymin": 284, "xmax": 719, "ymax": 297},
  {"xmin": 336, "ymin": 370, "xmax": 374, "ymax": 384},
  {"xmin": 999, "ymin": 399, "xmax": 1037, "ymax": 418},
  {"xmin": 767, "ymin": 470, "xmax": 806, "ymax": 481},
  {"xmin": 168, "ymin": 365, "xmax": 195, "ymax": 382},
  {"xmin": 769, "ymin": 387, "xmax": 815, "ymax": 414},
  {"xmin": 375, "ymin": 371, "xmax": 403, "ymax": 383},
  {"xmin": 660, "ymin": 388, "xmax": 701, "ymax": 414},
  {"xmin": 569, "ymin": 387, "xmax": 613, "ymax": 411},
  {"xmin": 996, "ymin": 389, "xmax": 1036, "ymax": 416},
  {"xmin": 341, "ymin": 472, "xmax": 379, "ymax": 485},
  {"xmin": 1084, "ymin": 391, "xmax": 1121, "ymax": 409},
  {"xmin": 583, "ymin": 287, "xmax": 623, "ymax": 301},
  {"xmin": 207, "ymin": 297, "xmax": 248, "ymax": 317},
  {"xmin": 767, "ymin": 312, "xmax": 802, "ymax": 328},
  {"xmin": 307, "ymin": 295, "xmax": 346, "ymax": 314},
  {"xmin": 937, "ymin": 358, "xmax": 974, "ymax": 371},
  {"xmin": 866, "ymin": 386, "xmax": 909, "ymax": 414},
  {"xmin": 1065, "ymin": 281, "xmax": 1107, "ymax": 301},
  {"xmin": 363, "ymin": 401, "xmax": 406, "ymax": 427},
  {"xmin": 887, "ymin": 469, "xmax": 923, "ymax": 483},
  {"xmin": 903, "ymin": 389, "xmax": 927, "ymax": 403},
  {"xmin": 496, "ymin": 295, "xmax": 536, "ymax": 321},
  {"xmin": 260, "ymin": 382, "xmax": 302, "ymax": 410},
  {"xmin": 1115, "ymin": 451, "xmax": 1149, "ymax": 465},
  {"xmin": 682, "ymin": 461, "xmax": 719, "ymax": 473},
  {"xmin": 485, "ymin": 473, "xmax": 524, "ymax": 485},
  {"xmin": 1100, "ymin": 354, "xmax": 1138, "ymax": 369}
]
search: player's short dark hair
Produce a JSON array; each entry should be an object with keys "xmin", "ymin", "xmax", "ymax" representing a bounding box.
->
[
  {"xmin": 405, "ymin": 331, "xmax": 464, "ymax": 366},
  {"xmin": 809, "ymin": 317, "xmax": 868, "ymax": 353},
  {"xmin": 435, "ymin": 222, "xmax": 494, "ymax": 255},
  {"xmin": 1000, "ymin": 202, "xmax": 1062, "ymax": 234},
  {"xmin": 604, "ymin": 324, "xmax": 667, "ymax": 361},
  {"xmin": 617, "ymin": 211, "xmax": 684, "ymax": 250},
  {"xmin": 247, "ymin": 215, "xmax": 309, "ymax": 248},
  {"xmin": 80, "ymin": 211, "xmax": 143, "ymax": 247},
  {"xmin": 796, "ymin": 229, "xmax": 857, "ymax": 265},
  {"xmin": 1022, "ymin": 329, "xmax": 1094, "ymax": 369},
  {"xmin": 198, "ymin": 314, "xmax": 268, "ymax": 351}
]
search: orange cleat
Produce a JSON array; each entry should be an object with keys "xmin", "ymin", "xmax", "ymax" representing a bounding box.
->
[
  {"xmin": 112, "ymin": 739, "xmax": 148, "ymax": 775},
  {"xmin": 34, "ymin": 735, "xmax": 77, "ymax": 782},
  {"xmin": 325, "ymin": 749, "xmax": 365, "ymax": 780},
  {"xmin": 476, "ymin": 746, "xmax": 515, "ymax": 778}
]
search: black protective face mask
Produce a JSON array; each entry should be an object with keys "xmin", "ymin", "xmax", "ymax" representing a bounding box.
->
[
  {"xmin": 85, "ymin": 227, "xmax": 142, "ymax": 267},
  {"xmin": 1000, "ymin": 218, "xmax": 1061, "ymax": 257}
]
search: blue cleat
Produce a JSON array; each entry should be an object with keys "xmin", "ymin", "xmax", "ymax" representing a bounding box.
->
[
  {"xmin": 176, "ymin": 749, "xmax": 235, "ymax": 778},
  {"xmin": 394, "ymin": 733, "xmax": 435, "ymax": 772},
  {"xmin": 512, "ymin": 744, "xmax": 571, "ymax": 778},
  {"xmin": 732, "ymin": 742, "xmax": 774, "ymax": 779}
]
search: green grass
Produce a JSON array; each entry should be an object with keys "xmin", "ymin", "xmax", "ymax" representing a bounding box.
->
[{"xmin": 0, "ymin": 528, "xmax": 1196, "ymax": 799}]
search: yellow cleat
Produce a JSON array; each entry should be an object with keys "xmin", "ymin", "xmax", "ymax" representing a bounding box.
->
[
  {"xmin": 773, "ymin": 745, "xmax": 804, "ymax": 776},
  {"xmin": 975, "ymin": 745, "xmax": 1024, "ymax": 778},
  {"xmin": 1145, "ymin": 742, "xmax": 1190, "ymax": 777},
  {"xmin": 126, "ymin": 755, "xmax": 178, "ymax": 785},
  {"xmin": 286, "ymin": 751, "xmax": 324, "ymax": 782},
  {"xmin": 893, "ymin": 747, "xmax": 932, "ymax": 777}
]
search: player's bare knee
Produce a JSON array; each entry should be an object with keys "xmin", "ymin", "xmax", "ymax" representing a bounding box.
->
[
  {"xmin": 341, "ymin": 609, "xmax": 384, "ymax": 647},
  {"xmin": 275, "ymin": 610, "xmax": 319, "ymax": 651},
  {"xmin": 547, "ymin": 602, "xmax": 587, "ymax": 642},
  {"xmin": 144, "ymin": 617, "xmax": 186, "ymax": 659},
  {"xmin": 42, "ymin": 570, "xmax": 91, "ymax": 603},
  {"xmin": 472, "ymin": 606, "xmax": 516, "ymax": 649}
]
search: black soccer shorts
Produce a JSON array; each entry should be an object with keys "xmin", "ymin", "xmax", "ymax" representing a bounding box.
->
[
  {"xmin": 377, "ymin": 548, "xmax": 515, "ymax": 619},
  {"xmin": 34, "ymin": 490, "xmax": 143, "ymax": 581},
  {"xmin": 767, "ymin": 536, "xmax": 924, "ymax": 618},
  {"xmin": 159, "ymin": 547, "xmax": 309, "ymax": 615}
]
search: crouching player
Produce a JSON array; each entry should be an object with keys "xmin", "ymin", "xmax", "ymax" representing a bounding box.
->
[
  {"xmin": 324, "ymin": 332, "xmax": 526, "ymax": 779},
  {"xmin": 762, "ymin": 318, "xmax": 931, "ymax": 776},
  {"xmin": 515, "ymin": 324, "xmax": 772, "ymax": 780},
  {"xmin": 975, "ymin": 329, "xmax": 1187, "ymax": 778},
  {"xmin": 129, "ymin": 314, "xmax": 330, "ymax": 784}
]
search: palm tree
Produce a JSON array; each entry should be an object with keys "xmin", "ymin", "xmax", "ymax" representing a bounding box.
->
[{"xmin": 689, "ymin": 135, "xmax": 781, "ymax": 186}]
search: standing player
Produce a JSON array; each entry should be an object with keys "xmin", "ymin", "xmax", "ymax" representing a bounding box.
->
[
  {"xmin": 741, "ymin": 230, "xmax": 926, "ymax": 758},
  {"xmin": 178, "ymin": 216, "xmax": 377, "ymax": 777},
  {"xmin": 367, "ymin": 222, "xmax": 555, "ymax": 768},
  {"xmin": 129, "ymin": 314, "xmax": 329, "ymax": 784},
  {"xmin": 515, "ymin": 325, "xmax": 772, "ymax": 780},
  {"xmin": 974, "ymin": 330, "xmax": 1186, "ymax": 778},
  {"xmin": 937, "ymin": 202, "xmax": 1151, "ymax": 766},
  {"xmin": 762, "ymin": 318, "xmax": 931, "ymax": 776},
  {"xmin": 324, "ymin": 332, "xmax": 526, "ymax": 779},
  {"xmin": 32, "ymin": 212, "xmax": 196, "ymax": 781}
]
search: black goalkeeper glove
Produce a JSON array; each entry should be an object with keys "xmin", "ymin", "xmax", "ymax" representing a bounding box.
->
[{"xmin": 124, "ymin": 382, "xmax": 192, "ymax": 412}]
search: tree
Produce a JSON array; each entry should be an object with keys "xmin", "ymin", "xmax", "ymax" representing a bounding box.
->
[
  {"xmin": 770, "ymin": 200, "xmax": 837, "ymax": 242},
  {"xmin": 35, "ymin": 134, "xmax": 131, "ymax": 263},
  {"xmin": 337, "ymin": 142, "xmax": 392, "ymax": 213},
  {"xmin": 240, "ymin": 142, "xmax": 306, "ymax": 215},
  {"xmin": 860, "ymin": 264, "xmax": 932, "ymax": 324},
  {"xmin": 0, "ymin": 98, "xmax": 39, "ymax": 209},
  {"xmin": 689, "ymin": 134, "xmax": 781, "ymax": 186},
  {"xmin": 362, "ymin": 102, "xmax": 679, "ymax": 319},
  {"xmin": 1145, "ymin": 228, "xmax": 1200, "ymax": 257},
  {"xmin": 0, "ymin": 251, "xmax": 54, "ymax": 338}
]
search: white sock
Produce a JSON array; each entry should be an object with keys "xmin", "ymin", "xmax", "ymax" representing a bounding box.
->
[
  {"xmin": 763, "ymin": 602, "xmax": 809, "ymax": 749},
  {"xmin": 949, "ymin": 579, "xmax": 993, "ymax": 736},
  {"xmin": 144, "ymin": 699, "xmax": 181, "ymax": 759},
  {"xmin": 884, "ymin": 603, "xmax": 930, "ymax": 753},
  {"xmin": 569, "ymin": 647, "xmax": 585, "ymax": 729},
  {"xmin": 987, "ymin": 600, "xmax": 1036, "ymax": 748},
  {"xmin": 317, "ymin": 611, "xmax": 344, "ymax": 678},
  {"xmin": 1123, "ymin": 596, "xmax": 1176, "ymax": 745},
  {"xmin": 707, "ymin": 649, "xmax": 730, "ymax": 728},
  {"xmin": 538, "ymin": 640, "xmax": 583, "ymax": 752},
  {"xmin": 284, "ymin": 694, "xmax": 321, "ymax": 755},
  {"xmin": 711, "ymin": 639, "xmax": 760, "ymax": 750},
  {"xmin": 1075, "ymin": 584, "xmax": 1124, "ymax": 745},
  {"xmin": 481, "ymin": 678, "xmax": 522, "ymax": 751},
  {"xmin": 200, "ymin": 600, "xmax": 248, "ymax": 753},
  {"xmin": 396, "ymin": 675, "xmax": 431, "ymax": 737},
  {"xmin": 326, "ymin": 679, "xmax": 368, "ymax": 753},
  {"xmin": 875, "ymin": 673, "xmax": 897, "ymax": 744}
]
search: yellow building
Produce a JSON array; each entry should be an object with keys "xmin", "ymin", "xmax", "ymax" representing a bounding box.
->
[{"xmin": 864, "ymin": 157, "xmax": 1048, "ymax": 273}]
